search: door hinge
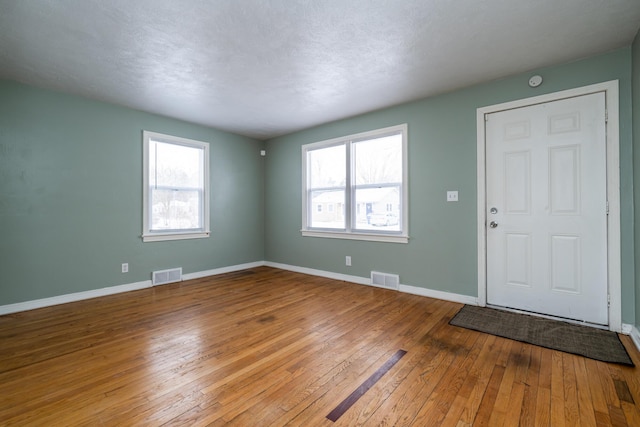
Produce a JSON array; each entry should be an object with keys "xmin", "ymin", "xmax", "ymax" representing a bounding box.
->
[
  {"xmin": 606, "ymin": 200, "xmax": 609, "ymax": 215},
  {"xmin": 605, "ymin": 109, "xmax": 608, "ymax": 123},
  {"xmin": 607, "ymin": 294, "xmax": 610, "ymax": 307}
]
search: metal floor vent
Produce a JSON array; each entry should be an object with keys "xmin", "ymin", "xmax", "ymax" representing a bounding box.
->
[
  {"xmin": 152, "ymin": 267, "xmax": 182, "ymax": 286},
  {"xmin": 370, "ymin": 271, "xmax": 400, "ymax": 290}
]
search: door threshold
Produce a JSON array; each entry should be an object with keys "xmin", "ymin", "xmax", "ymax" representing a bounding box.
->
[{"xmin": 485, "ymin": 304, "xmax": 609, "ymax": 331}]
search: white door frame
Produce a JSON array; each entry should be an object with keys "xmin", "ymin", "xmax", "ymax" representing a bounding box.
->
[{"xmin": 476, "ymin": 80, "xmax": 621, "ymax": 332}]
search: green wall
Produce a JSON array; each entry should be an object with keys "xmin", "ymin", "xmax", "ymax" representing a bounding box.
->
[
  {"xmin": 264, "ymin": 48, "xmax": 636, "ymax": 324},
  {"xmin": 633, "ymin": 30, "xmax": 640, "ymax": 329},
  {"xmin": 1, "ymin": 46, "xmax": 637, "ymax": 326},
  {"xmin": 0, "ymin": 81, "xmax": 265, "ymax": 305}
]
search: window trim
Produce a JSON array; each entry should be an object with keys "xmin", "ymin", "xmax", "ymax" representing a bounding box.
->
[
  {"xmin": 142, "ymin": 130, "xmax": 210, "ymax": 243},
  {"xmin": 301, "ymin": 124, "xmax": 409, "ymax": 244}
]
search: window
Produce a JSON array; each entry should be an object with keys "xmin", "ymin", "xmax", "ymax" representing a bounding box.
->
[
  {"xmin": 142, "ymin": 131, "xmax": 210, "ymax": 242},
  {"xmin": 301, "ymin": 124, "xmax": 408, "ymax": 243}
]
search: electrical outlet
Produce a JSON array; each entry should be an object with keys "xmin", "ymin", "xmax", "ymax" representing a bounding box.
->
[
  {"xmin": 121, "ymin": 263, "xmax": 129, "ymax": 273},
  {"xmin": 447, "ymin": 191, "xmax": 459, "ymax": 202},
  {"xmin": 345, "ymin": 256, "xmax": 352, "ymax": 266}
]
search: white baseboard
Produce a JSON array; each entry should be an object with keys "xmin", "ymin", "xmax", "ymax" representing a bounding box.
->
[
  {"xmin": 0, "ymin": 280, "xmax": 152, "ymax": 316},
  {"xmin": 264, "ymin": 261, "xmax": 477, "ymax": 305},
  {"xmin": 399, "ymin": 284, "xmax": 478, "ymax": 305},
  {"xmin": 3, "ymin": 258, "xmax": 636, "ymax": 353},
  {"xmin": 0, "ymin": 261, "xmax": 267, "ymax": 316},
  {"xmin": 7, "ymin": 261, "xmax": 631, "ymax": 334},
  {"xmin": 626, "ymin": 324, "xmax": 640, "ymax": 353},
  {"xmin": 264, "ymin": 261, "xmax": 370, "ymax": 285},
  {"xmin": 182, "ymin": 261, "xmax": 266, "ymax": 281}
]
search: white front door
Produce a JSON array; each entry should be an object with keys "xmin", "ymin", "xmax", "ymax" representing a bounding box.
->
[{"xmin": 485, "ymin": 92, "xmax": 608, "ymax": 325}]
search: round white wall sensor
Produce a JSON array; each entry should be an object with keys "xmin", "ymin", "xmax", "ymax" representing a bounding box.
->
[{"xmin": 528, "ymin": 75, "xmax": 543, "ymax": 87}]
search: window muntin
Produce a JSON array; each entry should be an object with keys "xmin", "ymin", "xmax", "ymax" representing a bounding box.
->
[
  {"xmin": 302, "ymin": 124, "xmax": 408, "ymax": 243},
  {"xmin": 143, "ymin": 131, "xmax": 210, "ymax": 242}
]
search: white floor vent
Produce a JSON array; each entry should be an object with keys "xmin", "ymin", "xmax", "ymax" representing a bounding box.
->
[
  {"xmin": 370, "ymin": 271, "xmax": 400, "ymax": 290},
  {"xmin": 152, "ymin": 267, "xmax": 182, "ymax": 286}
]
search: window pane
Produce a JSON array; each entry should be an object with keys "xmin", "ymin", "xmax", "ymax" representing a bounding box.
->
[
  {"xmin": 309, "ymin": 189, "xmax": 345, "ymax": 229},
  {"xmin": 354, "ymin": 186, "xmax": 400, "ymax": 231},
  {"xmin": 353, "ymin": 134, "xmax": 402, "ymax": 185},
  {"xmin": 150, "ymin": 188, "xmax": 202, "ymax": 231},
  {"xmin": 151, "ymin": 141, "xmax": 203, "ymax": 188},
  {"xmin": 308, "ymin": 145, "xmax": 346, "ymax": 188}
]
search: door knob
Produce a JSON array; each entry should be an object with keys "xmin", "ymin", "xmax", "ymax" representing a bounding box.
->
[{"xmin": 489, "ymin": 221, "xmax": 498, "ymax": 228}]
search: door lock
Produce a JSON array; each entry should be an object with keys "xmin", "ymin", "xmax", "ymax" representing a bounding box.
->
[{"xmin": 490, "ymin": 207, "xmax": 498, "ymax": 214}]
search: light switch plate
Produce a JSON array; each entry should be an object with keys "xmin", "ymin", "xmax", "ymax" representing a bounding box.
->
[{"xmin": 447, "ymin": 191, "xmax": 459, "ymax": 202}]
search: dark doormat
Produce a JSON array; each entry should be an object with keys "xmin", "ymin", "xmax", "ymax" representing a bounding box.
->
[{"xmin": 449, "ymin": 305, "xmax": 634, "ymax": 366}]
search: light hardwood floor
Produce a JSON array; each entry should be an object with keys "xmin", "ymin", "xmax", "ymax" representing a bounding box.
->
[{"xmin": 1, "ymin": 267, "xmax": 639, "ymax": 426}]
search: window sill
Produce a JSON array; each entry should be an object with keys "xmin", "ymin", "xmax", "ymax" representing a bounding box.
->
[
  {"xmin": 142, "ymin": 231, "xmax": 210, "ymax": 243},
  {"xmin": 301, "ymin": 230, "xmax": 409, "ymax": 244}
]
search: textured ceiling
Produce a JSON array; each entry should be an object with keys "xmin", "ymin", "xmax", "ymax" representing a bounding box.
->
[{"xmin": 1, "ymin": 0, "xmax": 639, "ymax": 140}]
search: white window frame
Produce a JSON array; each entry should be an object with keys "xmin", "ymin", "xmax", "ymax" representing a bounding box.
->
[
  {"xmin": 301, "ymin": 124, "xmax": 409, "ymax": 243},
  {"xmin": 142, "ymin": 131, "xmax": 210, "ymax": 242}
]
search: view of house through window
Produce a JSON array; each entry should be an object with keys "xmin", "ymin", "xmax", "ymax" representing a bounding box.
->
[
  {"xmin": 302, "ymin": 124, "xmax": 408, "ymax": 242},
  {"xmin": 353, "ymin": 133, "xmax": 402, "ymax": 231},
  {"xmin": 143, "ymin": 131, "xmax": 210, "ymax": 242},
  {"xmin": 307, "ymin": 143, "xmax": 346, "ymax": 229}
]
